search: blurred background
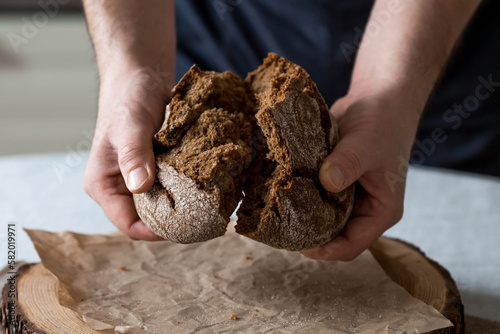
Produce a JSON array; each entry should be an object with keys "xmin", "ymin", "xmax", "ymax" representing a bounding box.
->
[
  {"xmin": 1, "ymin": 1, "xmax": 499, "ymax": 325},
  {"xmin": 0, "ymin": 0, "xmax": 98, "ymax": 156}
]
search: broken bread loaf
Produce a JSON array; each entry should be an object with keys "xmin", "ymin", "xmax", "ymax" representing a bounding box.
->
[{"xmin": 133, "ymin": 53, "xmax": 354, "ymax": 251}]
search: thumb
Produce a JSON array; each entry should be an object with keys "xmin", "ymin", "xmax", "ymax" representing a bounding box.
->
[
  {"xmin": 116, "ymin": 130, "xmax": 156, "ymax": 194},
  {"xmin": 319, "ymin": 141, "xmax": 363, "ymax": 193},
  {"xmin": 319, "ymin": 96, "xmax": 366, "ymax": 193}
]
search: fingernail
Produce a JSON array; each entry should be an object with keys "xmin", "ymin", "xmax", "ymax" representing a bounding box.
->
[
  {"xmin": 127, "ymin": 167, "xmax": 149, "ymax": 191},
  {"xmin": 320, "ymin": 161, "xmax": 345, "ymax": 190}
]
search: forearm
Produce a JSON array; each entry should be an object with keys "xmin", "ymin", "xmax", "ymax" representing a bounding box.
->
[
  {"xmin": 350, "ymin": 0, "xmax": 481, "ymax": 120},
  {"xmin": 82, "ymin": 0, "xmax": 176, "ymax": 94},
  {"xmin": 310, "ymin": 1, "xmax": 482, "ymax": 261}
]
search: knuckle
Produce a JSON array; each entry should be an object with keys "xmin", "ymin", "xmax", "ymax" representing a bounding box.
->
[
  {"xmin": 82, "ymin": 168, "xmax": 109, "ymax": 203},
  {"xmin": 381, "ymin": 196, "xmax": 405, "ymax": 225},
  {"xmin": 118, "ymin": 143, "xmax": 144, "ymax": 171},
  {"xmin": 302, "ymin": 246, "xmax": 360, "ymax": 262},
  {"xmin": 337, "ymin": 251, "xmax": 359, "ymax": 262},
  {"xmin": 330, "ymin": 96, "xmax": 349, "ymax": 119},
  {"xmin": 83, "ymin": 177, "xmax": 93, "ymax": 197},
  {"xmin": 83, "ymin": 174, "xmax": 104, "ymax": 202},
  {"xmin": 121, "ymin": 228, "xmax": 139, "ymax": 240},
  {"xmin": 391, "ymin": 204, "xmax": 404, "ymax": 224},
  {"xmin": 339, "ymin": 149, "xmax": 362, "ymax": 178},
  {"xmin": 83, "ymin": 169, "xmax": 97, "ymax": 198}
]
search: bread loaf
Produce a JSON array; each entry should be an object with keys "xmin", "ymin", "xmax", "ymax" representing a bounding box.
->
[{"xmin": 133, "ymin": 53, "xmax": 354, "ymax": 250}]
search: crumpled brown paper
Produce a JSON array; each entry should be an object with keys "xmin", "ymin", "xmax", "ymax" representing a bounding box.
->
[{"xmin": 26, "ymin": 228, "xmax": 452, "ymax": 334}]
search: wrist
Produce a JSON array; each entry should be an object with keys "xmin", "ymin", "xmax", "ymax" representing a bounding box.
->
[
  {"xmin": 335, "ymin": 87, "xmax": 423, "ymax": 158},
  {"xmin": 348, "ymin": 83, "xmax": 425, "ymax": 119},
  {"xmin": 96, "ymin": 63, "xmax": 173, "ymax": 137},
  {"xmin": 99, "ymin": 60, "xmax": 175, "ymax": 101}
]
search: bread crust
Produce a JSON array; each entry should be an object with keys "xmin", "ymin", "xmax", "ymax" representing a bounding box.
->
[
  {"xmin": 240, "ymin": 177, "xmax": 354, "ymax": 250},
  {"xmin": 235, "ymin": 53, "xmax": 354, "ymax": 250},
  {"xmin": 134, "ymin": 53, "xmax": 354, "ymax": 250},
  {"xmin": 134, "ymin": 66, "xmax": 253, "ymax": 243},
  {"xmin": 133, "ymin": 164, "xmax": 227, "ymax": 243}
]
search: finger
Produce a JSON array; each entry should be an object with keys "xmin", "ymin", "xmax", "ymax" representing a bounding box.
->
[
  {"xmin": 320, "ymin": 97, "xmax": 374, "ymax": 193},
  {"xmin": 319, "ymin": 134, "xmax": 365, "ymax": 193},
  {"xmin": 301, "ymin": 214, "xmax": 384, "ymax": 261},
  {"xmin": 84, "ymin": 142, "xmax": 162, "ymax": 241},
  {"xmin": 115, "ymin": 127, "xmax": 156, "ymax": 194},
  {"xmin": 301, "ymin": 187, "xmax": 402, "ymax": 261},
  {"xmin": 329, "ymin": 95, "xmax": 351, "ymax": 121},
  {"xmin": 101, "ymin": 192, "xmax": 164, "ymax": 241}
]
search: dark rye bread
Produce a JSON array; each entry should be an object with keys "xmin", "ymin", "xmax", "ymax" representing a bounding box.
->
[
  {"xmin": 133, "ymin": 53, "xmax": 355, "ymax": 250},
  {"xmin": 236, "ymin": 55, "xmax": 354, "ymax": 250},
  {"xmin": 134, "ymin": 67, "xmax": 255, "ymax": 243}
]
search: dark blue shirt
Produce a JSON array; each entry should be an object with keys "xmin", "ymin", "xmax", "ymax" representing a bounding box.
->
[{"xmin": 175, "ymin": 0, "xmax": 500, "ymax": 176}]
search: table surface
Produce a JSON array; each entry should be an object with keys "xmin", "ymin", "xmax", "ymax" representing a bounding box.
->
[{"xmin": 1, "ymin": 152, "xmax": 499, "ymax": 321}]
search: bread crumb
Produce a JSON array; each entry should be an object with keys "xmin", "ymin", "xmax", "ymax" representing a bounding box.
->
[
  {"xmin": 176, "ymin": 321, "xmax": 181, "ymax": 325},
  {"xmin": 245, "ymin": 252, "xmax": 253, "ymax": 260},
  {"xmin": 136, "ymin": 302, "xmax": 140, "ymax": 305},
  {"xmin": 229, "ymin": 314, "xmax": 238, "ymax": 320},
  {"xmin": 119, "ymin": 266, "xmax": 127, "ymax": 271}
]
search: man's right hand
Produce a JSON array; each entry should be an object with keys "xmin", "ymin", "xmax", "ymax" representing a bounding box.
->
[
  {"xmin": 83, "ymin": 69, "xmax": 170, "ymax": 240},
  {"xmin": 81, "ymin": 0, "xmax": 176, "ymax": 239}
]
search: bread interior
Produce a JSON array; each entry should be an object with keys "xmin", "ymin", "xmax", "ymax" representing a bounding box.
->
[
  {"xmin": 153, "ymin": 53, "xmax": 331, "ymax": 232},
  {"xmin": 153, "ymin": 67, "xmax": 256, "ymax": 222}
]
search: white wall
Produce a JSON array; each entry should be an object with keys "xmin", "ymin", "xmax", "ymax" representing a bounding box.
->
[{"xmin": 0, "ymin": 13, "xmax": 98, "ymax": 156}]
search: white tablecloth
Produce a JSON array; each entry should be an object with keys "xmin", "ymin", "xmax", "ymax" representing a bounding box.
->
[{"xmin": 0, "ymin": 152, "xmax": 499, "ymax": 321}]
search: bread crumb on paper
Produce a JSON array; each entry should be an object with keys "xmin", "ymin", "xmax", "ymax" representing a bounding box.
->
[{"xmin": 229, "ymin": 314, "xmax": 238, "ymax": 320}]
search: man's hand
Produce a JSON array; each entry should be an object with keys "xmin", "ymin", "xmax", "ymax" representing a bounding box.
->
[
  {"xmin": 84, "ymin": 70, "xmax": 169, "ymax": 240},
  {"xmin": 302, "ymin": 0, "xmax": 481, "ymax": 260},
  {"xmin": 302, "ymin": 93, "xmax": 412, "ymax": 261},
  {"xmin": 82, "ymin": 0, "xmax": 176, "ymax": 239}
]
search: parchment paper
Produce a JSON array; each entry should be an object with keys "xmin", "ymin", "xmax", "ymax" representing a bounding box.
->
[{"xmin": 26, "ymin": 228, "xmax": 452, "ymax": 334}]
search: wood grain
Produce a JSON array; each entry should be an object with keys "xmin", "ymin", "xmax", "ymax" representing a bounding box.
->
[
  {"xmin": 1, "ymin": 237, "xmax": 462, "ymax": 334},
  {"xmin": 2, "ymin": 264, "xmax": 97, "ymax": 334},
  {"xmin": 371, "ymin": 238, "xmax": 463, "ymax": 334}
]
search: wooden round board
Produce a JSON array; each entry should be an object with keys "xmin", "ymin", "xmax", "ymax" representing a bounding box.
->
[
  {"xmin": 1, "ymin": 237, "xmax": 462, "ymax": 334},
  {"xmin": 370, "ymin": 238, "xmax": 463, "ymax": 334}
]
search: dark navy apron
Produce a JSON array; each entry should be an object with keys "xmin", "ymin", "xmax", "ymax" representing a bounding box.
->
[{"xmin": 175, "ymin": 0, "xmax": 500, "ymax": 177}]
